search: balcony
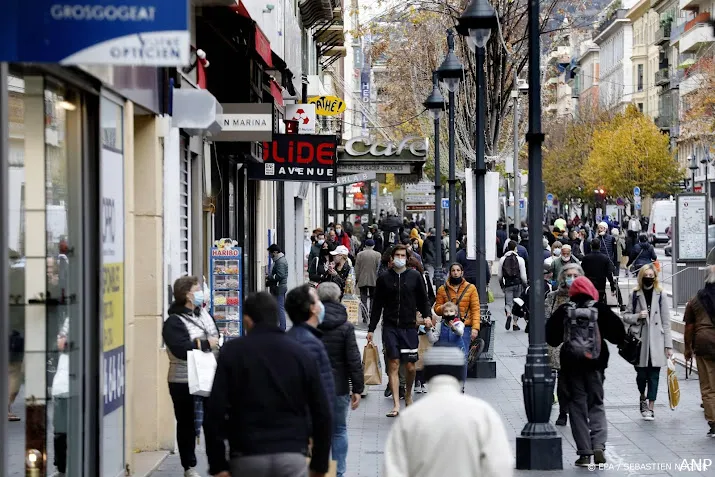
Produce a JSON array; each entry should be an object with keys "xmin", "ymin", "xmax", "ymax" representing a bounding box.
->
[
  {"xmin": 680, "ymin": 17, "xmax": 715, "ymax": 53},
  {"xmin": 548, "ymin": 46, "xmax": 571, "ymax": 65},
  {"xmin": 670, "ymin": 21, "xmax": 685, "ymax": 44},
  {"xmin": 655, "ymin": 22, "xmax": 672, "ymax": 45},
  {"xmin": 655, "ymin": 68, "xmax": 671, "ymax": 86},
  {"xmin": 655, "ymin": 114, "xmax": 672, "ymax": 130},
  {"xmin": 680, "ymin": 0, "xmax": 707, "ymax": 11},
  {"xmin": 680, "ymin": 72, "xmax": 705, "ymax": 96},
  {"xmin": 593, "ymin": 9, "xmax": 629, "ymax": 41}
]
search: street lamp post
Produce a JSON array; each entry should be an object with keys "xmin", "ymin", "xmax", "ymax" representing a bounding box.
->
[
  {"xmin": 689, "ymin": 154, "xmax": 698, "ymax": 193},
  {"xmin": 456, "ymin": 0, "xmax": 498, "ymax": 369},
  {"xmin": 515, "ymin": 0, "xmax": 563, "ymax": 469},
  {"xmin": 438, "ymin": 29, "xmax": 464, "ymax": 260},
  {"xmin": 701, "ymin": 145, "xmax": 711, "ymax": 223},
  {"xmin": 424, "ymin": 72, "xmax": 447, "ymax": 287}
]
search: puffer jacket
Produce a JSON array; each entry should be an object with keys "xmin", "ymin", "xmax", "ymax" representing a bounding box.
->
[
  {"xmin": 287, "ymin": 324, "xmax": 335, "ymax": 402},
  {"xmin": 318, "ymin": 302, "xmax": 365, "ymax": 396},
  {"xmin": 434, "ymin": 280, "xmax": 481, "ymax": 330}
]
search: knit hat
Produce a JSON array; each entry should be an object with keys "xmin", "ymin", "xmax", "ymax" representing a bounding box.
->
[
  {"xmin": 365, "ymin": 239, "xmax": 375, "ymax": 247},
  {"xmin": 423, "ymin": 341, "xmax": 466, "ymax": 382},
  {"xmin": 568, "ymin": 276, "xmax": 599, "ymax": 301}
]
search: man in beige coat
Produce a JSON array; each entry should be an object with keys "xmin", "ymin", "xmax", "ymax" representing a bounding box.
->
[{"xmin": 355, "ymin": 239, "xmax": 381, "ymax": 322}]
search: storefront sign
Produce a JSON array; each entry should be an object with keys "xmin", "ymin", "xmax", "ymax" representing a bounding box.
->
[
  {"xmin": 320, "ymin": 172, "xmax": 377, "ymax": 188},
  {"xmin": 344, "ymin": 136, "xmax": 428, "ymax": 158},
  {"xmin": 308, "ymin": 95, "xmax": 347, "ymax": 116},
  {"xmin": 337, "ymin": 163, "xmax": 412, "ymax": 174},
  {"xmin": 248, "ymin": 134, "xmax": 338, "ymax": 183},
  {"xmin": 1, "ymin": 1, "xmax": 190, "ymax": 65},
  {"xmin": 213, "ymin": 103, "xmax": 274, "ymax": 142},
  {"xmin": 286, "ymin": 104, "xmax": 316, "ymax": 134}
]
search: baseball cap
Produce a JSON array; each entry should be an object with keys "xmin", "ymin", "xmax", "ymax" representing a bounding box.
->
[{"xmin": 330, "ymin": 245, "xmax": 350, "ymax": 256}]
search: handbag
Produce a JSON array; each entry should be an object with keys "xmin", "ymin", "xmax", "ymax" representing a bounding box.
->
[
  {"xmin": 52, "ymin": 353, "xmax": 70, "ymax": 398},
  {"xmin": 187, "ymin": 348, "xmax": 217, "ymax": 397},
  {"xmin": 619, "ymin": 291, "xmax": 643, "ymax": 365}
]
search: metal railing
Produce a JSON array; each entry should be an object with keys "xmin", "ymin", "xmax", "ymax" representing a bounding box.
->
[
  {"xmin": 655, "ymin": 22, "xmax": 672, "ymax": 45},
  {"xmin": 655, "ymin": 68, "xmax": 670, "ymax": 86}
]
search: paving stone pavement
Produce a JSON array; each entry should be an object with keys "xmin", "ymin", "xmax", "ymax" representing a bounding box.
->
[{"xmin": 150, "ymin": 283, "xmax": 714, "ymax": 477}]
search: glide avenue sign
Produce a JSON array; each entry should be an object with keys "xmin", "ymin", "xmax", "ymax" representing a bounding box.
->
[{"xmin": 248, "ymin": 135, "xmax": 338, "ymax": 183}]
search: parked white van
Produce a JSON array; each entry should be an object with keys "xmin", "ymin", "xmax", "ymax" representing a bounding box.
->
[{"xmin": 648, "ymin": 199, "xmax": 675, "ymax": 244}]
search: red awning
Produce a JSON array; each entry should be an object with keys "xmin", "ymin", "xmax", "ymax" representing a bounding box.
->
[
  {"xmin": 255, "ymin": 26, "xmax": 273, "ymax": 68},
  {"xmin": 270, "ymin": 81, "xmax": 284, "ymax": 107},
  {"xmin": 231, "ymin": 0, "xmax": 251, "ymax": 19}
]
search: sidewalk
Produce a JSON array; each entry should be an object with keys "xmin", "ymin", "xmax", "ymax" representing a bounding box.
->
[{"xmin": 150, "ymin": 283, "xmax": 712, "ymax": 477}]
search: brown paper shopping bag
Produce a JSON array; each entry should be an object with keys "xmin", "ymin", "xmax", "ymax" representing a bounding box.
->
[
  {"xmin": 362, "ymin": 343, "xmax": 383, "ymax": 385},
  {"xmin": 667, "ymin": 358, "xmax": 680, "ymax": 410}
]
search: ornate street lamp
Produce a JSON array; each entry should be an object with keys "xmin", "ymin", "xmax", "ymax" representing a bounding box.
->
[
  {"xmin": 437, "ymin": 29, "xmax": 464, "ymax": 262},
  {"xmin": 689, "ymin": 154, "xmax": 699, "ymax": 193},
  {"xmin": 424, "ymin": 71, "xmax": 446, "ymax": 287}
]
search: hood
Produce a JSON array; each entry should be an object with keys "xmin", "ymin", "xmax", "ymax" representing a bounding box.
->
[
  {"xmin": 410, "ymin": 228, "xmax": 420, "ymax": 239},
  {"xmin": 318, "ymin": 302, "xmax": 348, "ymax": 330},
  {"xmin": 168, "ymin": 301, "xmax": 196, "ymax": 316}
]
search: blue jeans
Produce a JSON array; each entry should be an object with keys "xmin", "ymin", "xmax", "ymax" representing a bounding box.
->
[
  {"xmin": 332, "ymin": 394, "xmax": 351, "ymax": 477},
  {"xmin": 276, "ymin": 292, "xmax": 286, "ymax": 330}
]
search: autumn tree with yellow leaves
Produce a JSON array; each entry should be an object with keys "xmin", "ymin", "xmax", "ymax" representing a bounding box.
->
[{"xmin": 582, "ymin": 104, "xmax": 682, "ymax": 201}]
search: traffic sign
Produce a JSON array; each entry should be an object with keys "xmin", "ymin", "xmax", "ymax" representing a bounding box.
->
[
  {"xmin": 546, "ymin": 193, "xmax": 554, "ymax": 201},
  {"xmin": 441, "ymin": 198, "xmax": 449, "ymax": 209},
  {"xmin": 633, "ymin": 186, "xmax": 641, "ymax": 196},
  {"xmin": 519, "ymin": 198, "xmax": 525, "ymax": 210},
  {"xmin": 635, "ymin": 203, "xmax": 641, "ymax": 210}
]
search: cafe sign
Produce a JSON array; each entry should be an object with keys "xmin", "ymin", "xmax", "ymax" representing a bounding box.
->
[
  {"xmin": 308, "ymin": 95, "xmax": 347, "ymax": 116},
  {"xmin": 344, "ymin": 136, "xmax": 428, "ymax": 158}
]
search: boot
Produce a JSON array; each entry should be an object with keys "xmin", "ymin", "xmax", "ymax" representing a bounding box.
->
[{"xmin": 555, "ymin": 412, "xmax": 568, "ymax": 426}]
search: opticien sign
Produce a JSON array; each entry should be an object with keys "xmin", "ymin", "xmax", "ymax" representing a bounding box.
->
[
  {"xmin": 344, "ymin": 136, "xmax": 428, "ymax": 157},
  {"xmin": 308, "ymin": 95, "xmax": 347, "ymax": 116}
]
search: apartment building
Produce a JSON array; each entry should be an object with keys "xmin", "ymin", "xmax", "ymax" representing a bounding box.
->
[
  {"xmin": 576, "ymin": 41, "xmax": 601, "ymax": 113},
  {"xmin": 628, "ymin": 0, "xmax": 661, "ymax": 118}
]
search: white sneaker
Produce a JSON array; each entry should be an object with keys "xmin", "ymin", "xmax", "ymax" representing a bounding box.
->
[
  {"xmin": 421, "ymin": 383, "xmax": 428, "ymax": 393},
  {"xmin": 643, "ymin": 410, "xmax": 655, "ymax": 421},
  {"xmin": 184, "ymin": 468, "xmax": 202, "ymax": 477}
]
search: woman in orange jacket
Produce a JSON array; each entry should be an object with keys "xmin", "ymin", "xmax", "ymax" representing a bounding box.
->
[{"xmin": 434, "ymin": 263, "xmax": 481, "ymax": 354}]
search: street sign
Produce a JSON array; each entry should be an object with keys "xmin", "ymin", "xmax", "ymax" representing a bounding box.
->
[
  {"xmin": 633, "ymin": 186, "xmax": 641, "ymax": 196},
  {"xmin": 519, "ymin": 198, "xmax": 525, "ymax": 210},
  {"xmin": 616, "ymin": 197, "xmax": 625, "ymax": 206},
  {"xmin": 441, "ymin": 198, "xmax": 449, "ymax": 209},
  {"xmin": 635, "ymin": 203, "xmax": 642, "ymax": 210},
  {"xmin": 405, "ymin": 204, "xmax": 435, "ymax": 211},
  {"xmin": 337, "ymin": 163, "xmax": 411, "ymax": 174},
  {"xmin": 405, "ymin": 194, "xmax": 435, "ymax": 203},
  {"xmin": 546, "ymin": 193, "xmax": 554, "ymax": 201},
  {"xmin": 405, "ymin": 182, "xmax": 434, "ymax": 193},
  {"xmin": 319, "ymin": 172, "xmax": 377, "ymax": 188}
]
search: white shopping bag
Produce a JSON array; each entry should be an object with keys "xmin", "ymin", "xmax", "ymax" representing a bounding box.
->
[
  {"xmin": 52, "ymin": 354, "xmax": 70, "ymax": 398},
  {"xmin": 187, "ymin": 350, "xmax": 217, "ymax": 397}
]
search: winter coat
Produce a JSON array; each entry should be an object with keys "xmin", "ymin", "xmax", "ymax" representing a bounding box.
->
[
  {"xmin": 628, "ymin": 242, "xmax": 657, "ymax": 272},
  {"xmin": 319, "ymin": 263, "xmax": 351, "ymax": 298},
  {"xmin": 287, "ymin": 323, "xmax": 336, "ymax": 403},
  {"xmin": 622, "ymin": 288, "xmax": 673, "ymax": 368},
  {"xmin": 683, "ymin": 295, "xmax": 715, "ymax": 360},
  {"xmin": 581, "ymin": 252, "xmax": 615, "ymax": 292},
  {"xmin": 383, "ymin": 376, "xmax": 513, "ymax": 477},
  {"xmin": 270, "ymin": 253, "xmax": 289, "ymax": 294},
  {"xmin": 544, "ymin": 289, "xmax": 570, "ymax": 370},
  {"xmin": 550, "ymin": 256, "xmax": 581, "ymax": 281},
  {"xmin": 163, "ymin": 303, "xmax": 219, "ymax": 383},
  {"xmin": 318, "ymin": 302, "xmax": 365, "ymax": 396},
  {"xmin": 422, "ymin": 236, "xmax": 438, "ymax": 266},
  {"xmin": 497, "ymin": 251, "xmax": 528, "ymax": 287},
  {"xmin": 354, "ymin": 248, "xmax": 381, "ymax": 288},
  {"xmin": 434, "ymin": 280, "xmax": 481, "ymax": 330},
  {"xmin": 585, "ymin": 233, "xmax": 617, "ymax": 268}
]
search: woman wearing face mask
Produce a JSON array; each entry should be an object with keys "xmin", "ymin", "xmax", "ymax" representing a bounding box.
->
[
  {"xmin": 622, "ymin": 264, "xmax": 673, "ymax": 421},
  {"xmin": 162, "ymin": 276, "xmax": 220, "ymax": 477},
  {"xmin": 544, "ymin": 241, "xmax": 563, "ymax": 272},
  {"xmin": 321, "ymin": 245, "xmax": 352, "ymax": 299},
  {"xmin": 545, "ymin": 263, "xmax": 585, "ymax": 427},
  {"xmin": 409, "ymin": 238, "xmax": 423, "ymax": 265}
]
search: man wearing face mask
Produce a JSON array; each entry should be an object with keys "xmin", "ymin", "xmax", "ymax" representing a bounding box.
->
[
  {"xmin": 309, "ymin": 232, "xmax": 327, "ymax": 284},
  {"xmin": 369, "ymin": 245, "xmax": 430, "ymax": 417},
  {"xmin": 286, "ymin": 284, "xmax": 336, "ymax": 406},
  {"xmin": 584, "ymin": 222, "xmax": 617, "ymax": 271},
  {"xmin": 550, "ymin": 244, "xmax": 581, "ymax": 285},
  {"xmin": 267, "ymin": 244, "xmax": 289, "ymax": 330}
]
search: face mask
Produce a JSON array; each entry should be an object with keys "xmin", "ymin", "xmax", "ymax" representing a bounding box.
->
[
  {"xmin": 449, "ymin": 276, "xmax": 463, "ymax": 285},
  {"xmin": 393, "ymin": 258, "xmax": 407, "ymax": 269},
  {"xmin": 418, "ymin": 325, "xmax": 426, "ymax": 334},
  {"xmin": 565, "ymin": 277, "xmax": 576, "ymax": 287},
  {"xmin": 192, "ymin": 290, "xmax": 204, "ymax": 307},
  {"xmin": 335, "ymin": 228, "xmax": 342, "ymax": 234},
  {"xmin": 413, "ymin": 244, "xmax": 419, "ymax": 250},
  {"xmin": 317, "ymin": 301, "xmax": 326, "ymax": 324},
  {"xmin": 318, "ymin": 239, "xmax": 325, "ymax": 245},
  {"xmin": 553, "ymin": 248, "xmax": 562, "ymax": 257},
  {"xmin": 642, "ymin": 277, "xmax": 655, "ymax": 288},
  {"xmin": 599, "ymin": 231, "xmax": 606, "ymax": 236}
]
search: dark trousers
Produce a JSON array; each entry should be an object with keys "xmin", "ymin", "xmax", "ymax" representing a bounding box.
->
[
  {"xmin": 553, "ymin": 370, "xmax": 570, "ymax": 415},
  {"xmin": 54, "ymin": 433, "xmax": 67, "ymax": 473},
  {"xmin": 564, "ymin": 369, "xmax": 607, "ymax": 456},
  {"xmin": 360, "ymin": 286, "xmax": 375, "ymax": 316},
  {"xmin": 636, "ymin": 366, "xmax": 661, "ymax": 401},
  {"xmin": 169, "ymin": 382, "xmax": 206, "ymax": 470}
]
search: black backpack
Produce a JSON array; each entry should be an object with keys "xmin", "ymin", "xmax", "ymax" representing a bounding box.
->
[
  {"xmin": 563, "ymin": 300, "xmax": 602, "ymax": 360},
  {"xmin": 502, "ymin": 254, "xmax": 521, "ymax": 285}
]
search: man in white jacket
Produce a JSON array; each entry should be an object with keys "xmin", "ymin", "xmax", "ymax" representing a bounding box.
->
[
  {"xmin": 383, "ymin": 343, "xmax": 513, "ymax": 477},
  {"xmin": 498, "ymin": 241, "xmax": 528, "ymax": 331}
]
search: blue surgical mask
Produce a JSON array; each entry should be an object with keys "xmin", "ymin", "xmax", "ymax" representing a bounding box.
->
[
  {"xmin": 418, "ymin": 325, "xmax": 426, "ymax": 334},
  {"xmin": 393, "ymin": 258, "xmax": 407, "ymax": 269},
  {"xmin": 192, "ymin": 290, "xmax": 204, "ymax": 307},
  {"xmin": 317, "ymin": 301, "xmax": 326, "ymax": 324},
  {"xmin": 565, "ymin": 277, "xmax": 575, "ymax": 287},
  {"xmin": 318, "ymin": 239, "xmax": 325, "ymax": 245}
]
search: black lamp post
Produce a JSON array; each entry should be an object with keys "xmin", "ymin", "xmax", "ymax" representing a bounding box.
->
[
  {"xmin": 424, "ymin": 71, "xmax": 447, "ymax": 287},
  {"xmin": 456, "ymin": 0, "xmax": 498, "ymax": 376},
  {"xmin": 701, "ymin": 144, "xmax": 711, "ymax": 222},
  {"xmin": 438, "ymin": 29, "xmax": 464, "ymax": 262},
  {"xmin": 515, "ymin": 0, "xmax": 563, "ymax": 469},
  {"xmin": 689, "ymin": 153, "xmax": 698, "ymax": 193}
]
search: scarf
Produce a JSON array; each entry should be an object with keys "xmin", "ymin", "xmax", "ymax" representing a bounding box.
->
[{"xmin": 696, "ymin": 283, "xmax": 715, "ymax": 323}]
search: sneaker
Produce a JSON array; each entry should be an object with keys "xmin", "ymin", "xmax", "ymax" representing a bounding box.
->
[
  {"xmin": 421, "ymin": 383, "xmax": 428, "ymax": 394},
  {"xmin": 594, "ymin": 450, "xmax": 606, "ymax": 465},
  {"xmin": 707, "ymin": 422, "xmax": 715, "ymax": 437},
  {"xmin": 505, "ymin": 315, "xmax": 512, "ymax": 330},
  {"xmin": 513, "ymin": 324, "xmax": 521, "ymax": 331},
  {"xmin": 384, "ymin": 386, "xmax": 392, "ymax": 398},
  {"xmin": 639, "ymin": 397, "xmax": 648, "ymax": 418},
  {"xmin": 644, "ymin": 409, "xmax": 655, "ymax": 421},
  {"xmin": 575, "ymin": 456, "xmax": 592, "ymax": 467},
  {"xmin": 555, "ymin": 412, "xmax": 568, "ymax": 426},
  {"xmin": 525, "ymin": 322, "xmax": 530, "ymax": 333},
  {"xmin": 399, "ymin": 386, "xmax": 405, "ymax": 400},
  {"xmin": 184, "ymin": 469, "xmax": 201, "ymax": 477},
  {"xmin": 414, "ymin": 381, "xmax": 422, "ymax": 393}
]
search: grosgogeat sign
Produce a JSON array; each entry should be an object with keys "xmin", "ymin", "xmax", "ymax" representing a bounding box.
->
[{"xmin": 343, "ymin": 136, "xmax": 428, "ymax": 158}]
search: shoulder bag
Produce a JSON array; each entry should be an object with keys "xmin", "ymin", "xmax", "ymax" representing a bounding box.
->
[{"xmin": 618, "ymin": 291, "xmax": 643, "ymax": 365}]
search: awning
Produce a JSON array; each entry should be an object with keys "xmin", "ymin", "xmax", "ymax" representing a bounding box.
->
[
  {"xmin": 270, "ymin": 81, "xmax": 284, "ymax": 107},
  {"xmin": 231, "ymin": 0, "xmax": 251, "ymax": 19},
  {"xmin": 255, "ymin": 27, "xmax": 273, "ymax": 68},
  {"xmin": 172, "ymin": 88, "xmax": 223, "ymax": 135}
]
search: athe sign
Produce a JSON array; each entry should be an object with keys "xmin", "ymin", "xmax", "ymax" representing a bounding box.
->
[
  {"xmin": 344, "ymin": 136, "xmax": 428, "ymax": 158},
  {"xmin": 212, "ymin": 103, "xmax": 273, "ymax": 142},
  {"xmin": 0, "ymin": 0, "xmax": 190, "ymax": 65},
  {"xmin": 308, "ymin": 96, "xmax": 347, "ymax": 116},
  {"xmin": 248, "ymin": 134, "xmax": 337, "ymax": 183}
]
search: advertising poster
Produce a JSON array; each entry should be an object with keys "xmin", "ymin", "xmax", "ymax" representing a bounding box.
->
[
  {"xmin": 286, "ymin": 103, "xmax": 317, "ymax": 134},
  {"xmin": 249, "ymin": 134, "xmax": 338, "ymax": 182}
]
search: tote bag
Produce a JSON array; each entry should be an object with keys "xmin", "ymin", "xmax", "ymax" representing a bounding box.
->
[
  {"xmin": 52, "ymin": 354, "xmax": 70, "ymax": 398},
  {"xmin": 667, "ymin": 358, "xmax": 681, "ymax": 410},
  {"xmin": 362, "ymin": 343, "xmax": 383, "ymax": 386},
  {"xmin": 187, "ymin": 350, "xmax": 217, "ymax": 397}
]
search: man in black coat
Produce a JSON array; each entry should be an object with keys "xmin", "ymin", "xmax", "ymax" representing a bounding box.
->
[
  {"xmin": 317, "ymin": 282, "xmax": 364, "ymax": 477},
  {"xmin": 581, "ymin": 239, "xmax": 616, "ymax": 304}
]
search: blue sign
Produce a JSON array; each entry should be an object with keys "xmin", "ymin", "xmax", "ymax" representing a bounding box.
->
[
  {"xmin": 635, "ymin": 203, "xmax": 642, "ymax": 210},
  {"xmin": 519, "ymin": 198, "xmax": 526, "ymax": 210},
  {"xmin": 103, "ymin": 346, "xmax": 125, "ymax": 415},
  {"xmin": 1, "ymin": 0, "xmax": 190, "ymax": 65},
  {"xmin": 441, "ymin": 198, "xmax": 449, "ymax": 209},
  {"xmin": 546, "ymin": 193, "xmax": 554, "ymax": 201},
  {"xmin": 633, "ymin": 186, "xmax": 641, "ymax": 196}
]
